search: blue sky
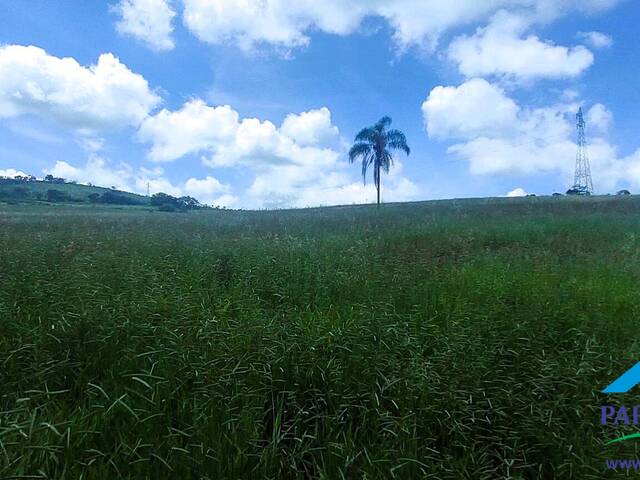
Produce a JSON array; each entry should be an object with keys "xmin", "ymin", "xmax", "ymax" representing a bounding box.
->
[{"xmin": 0, "ymin": 0, "xmax": 638, "ymax": 208}]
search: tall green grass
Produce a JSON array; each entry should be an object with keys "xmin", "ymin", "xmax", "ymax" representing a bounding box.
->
[{"xmin": 1, "ymin": 196, "xmax": 640, "ymax": 479}]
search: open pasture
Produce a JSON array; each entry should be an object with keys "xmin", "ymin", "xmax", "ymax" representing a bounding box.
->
[{"xmin": 1, "ymin": 197, "xmax": 639, "ymax": 478}]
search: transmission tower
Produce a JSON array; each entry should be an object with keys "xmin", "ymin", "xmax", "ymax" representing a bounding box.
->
[{"xmin": 571, "ymin": 107, "xmax": 594, "ymax": 195}]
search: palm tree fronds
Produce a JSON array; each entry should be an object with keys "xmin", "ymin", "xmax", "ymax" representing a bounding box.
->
[
  {"xmin": 386, "ymin": 129, "xmax": 411, "ymax": 156},
  {"xmin": 349, "ymin": 116, "xmax": 410, "ymax": 207},
  {"xmin": 375, "ymin": 116, "xmax": 392, "ymax": 131},
  {"xmin": 380, "ymin": 151, "xmax": 392, "ymax": 173},
  {"xmin": 354, "ymin": 127, "xmax": 376, "ymax": 143},
  {"xmin": 362, "ymin": 153, "xmax": 374, "ymax": 183},
  {"xmin": 349, "ymin": 142, "xmax": 372, "ymax": 163}
]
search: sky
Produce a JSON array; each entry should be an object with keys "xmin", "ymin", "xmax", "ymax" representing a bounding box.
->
[{"xmin": 0, "ymin": 0, "xmax": 639, "ymax": 209}]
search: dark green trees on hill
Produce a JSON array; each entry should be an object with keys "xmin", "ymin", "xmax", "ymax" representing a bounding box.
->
[{"xmin": 151, "ymin": 193, "xmax": 203, "ymax": 211}]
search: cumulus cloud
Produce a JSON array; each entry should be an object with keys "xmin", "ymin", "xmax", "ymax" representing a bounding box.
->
[
  {"xmin": 47, "ymin": 155, "xmax": 144, "ymax": 192},
  {"xmin": 577, "ymin": 31, "xmax": 613, "ymax": 49},
  {"xmin": 245, "ymin": 161, "xmax": 419, "ymax": 209},
  {"xmin": 182, "ymin": 0, "xmax": 366, "ymax": 51},
  {"xmin": 506, "ymin": 187, "xmax": 528, "ymax": 197},
  {"xmin": 139, "ymin": 102, "xmax": 341, "ymax": 168},
  {"xmin": 422, "ymin": 78, "xmax": 638, "ymax": 192},
  {"xmin": 50, "ymin": 156, "xmax": 183, "ymax": 196},
  {"xmin": 114, "ymin": 0, "xmax": 176, "ymax": 51},
  {"xmin": 587, "ymin": 103, "xmax": 613, "ymax": 133},
  {"xmin": 183, "ymin": 176, "xmax": 237, "ymax": 207},
  {"xmin": 77, "ymin": 136, "xmax": 106, "ymax": 153},
  {"xmin": 422, "ymin": 79, "xmax": 520, "ymax": 140},
  {"xmin": 204, "ymin": 116, "xmax": 341, "ymax": 171},
  {"xmin": 0, "ymin": 168, "xmax": 29, "ymax": 178},
  {"xmin": 139, "ymin": 101, "xmax": 418, "ymax": 208},
  {"xmin": 280, "ymin": 107, "xmax": 340, "ymax": 147},
  {"xmin": 448, "ymin": 11, "xmax": 594, "ymax": 80},
  {"xmin": 45, "ymin": 156, "xmax": 236, "ymax": 207},
  {"xmin": 138, "ymin": 100, "xmax": 239, "ymax": 162},
  {"xmin": 422, "ymin": 78, "xmax": 573, "ymax": 176},
  {"xmin": 0, "ymin": 45, "xmax": 160, "ymax": 131},
  {"xmin": 180, "ymin": 0, "xmax": 621, "ymax": 51}
]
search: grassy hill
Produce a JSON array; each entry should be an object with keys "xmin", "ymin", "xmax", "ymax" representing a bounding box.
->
[
  {"xmin": 1, "ymin": 196, "xmax": 639, "ymax": 479},
  {"xmin": 0, "ymin": 178, "xmax": 150, "ymax": 206}
]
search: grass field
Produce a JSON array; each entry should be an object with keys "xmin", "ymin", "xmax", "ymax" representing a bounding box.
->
[{"xmin": 1, "ymin": 196, "xmax": 640, "ymax": 479}]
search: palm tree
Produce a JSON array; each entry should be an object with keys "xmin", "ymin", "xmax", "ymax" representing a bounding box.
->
[{"xmin": 348, "ymin": 116, "xmax": 410, "ymax": 208}]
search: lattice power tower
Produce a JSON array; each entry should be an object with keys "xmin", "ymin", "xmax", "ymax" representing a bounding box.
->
[{"xmin": 571, "ymin": 107, "xmax": 594, "ymax": 195}]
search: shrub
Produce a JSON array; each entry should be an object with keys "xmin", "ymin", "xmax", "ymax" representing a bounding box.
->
[
  {"xmin": 99, "ymin": 191, "xmax": 144, "ymax": 205},
  {"xmin": 44, "ymin": 174, "xmax": 66, "ymax": 184},
  {"xmin": 46, "ymin": 189, "xmax": 70, "ymax": 202},
  {"xmin": 11, "ymin": 186, "xmax": 29, "ymax": 198},
  {"xmin": 151, "ymin": 193, "xmax": 203, "ymax": 211}
]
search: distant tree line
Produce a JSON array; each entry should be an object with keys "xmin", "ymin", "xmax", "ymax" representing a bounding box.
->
[
  {"xmin": 44, "ymin": 174, "xmax": 68, "ymax": 184},
  {"xmin": 0, "ymin": 174, "xmax": 76, "ymax": 184},
  {"xmin": 0, "ymin": 174, "xmax": 68, "ymax": 184},
  {"xmin": 0, "ymin": 175, "xmax": 214, "ymax": 210},
  {"xmin": 0, "ymin": 174, "xmax": 147, "ymax": 206},
  {"xmin": 2, "ymin": 188, "xmax": 206, "ymax": 208},
  {"xmin": 87, "ymin": 191, "xmax": 146, "ymax": 205},
  {"xmin": 0, "ymin": 174, "xmax": 38, "ymax": 183},
  {"xmin": 150, "ymin": 193, "xmax": 204, "ymax": 211}
]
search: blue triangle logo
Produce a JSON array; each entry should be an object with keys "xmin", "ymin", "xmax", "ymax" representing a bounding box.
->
[{"xmin": 603, "ymin": 362, "xmax": 640, "ymax": 394}]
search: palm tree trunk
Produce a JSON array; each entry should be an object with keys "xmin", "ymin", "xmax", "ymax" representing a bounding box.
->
[{"xmin": 376, "ymin": 163, "xmax": 381, "ymax": 208}]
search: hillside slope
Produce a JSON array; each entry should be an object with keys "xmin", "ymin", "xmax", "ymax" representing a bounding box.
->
[{"xmin": 0, "ymin": 178, "xmax": 150, "ymax": 205}]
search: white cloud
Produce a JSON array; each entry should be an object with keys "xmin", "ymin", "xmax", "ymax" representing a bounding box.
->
[
  {"xmin": 421, "ymin": 78, "xmax": 520, "ymax": 139},
  {"xmin": 139, "ymin": 101, "xmax": 418, "ymax": 208},
  {"xmin": 280, "ymin": 107, "xmax": 340, "ymax": 147},
  {"xmin": 184, "ymin": 175, "xmax": 227, "ymax": 196},
  {"xmin": 0, "ymin": 45, "xmax": 160, "ymax": 131},
  {"xmin": 138, "ymin": 100, "xmax": 239, "ymax": 162},
  {"xmin": 0, "ymin": 168, "xmax": 29, "ymax": 178},
  {"xmin": 44, "ymin": 156, "xmax": 237, "ymax": 206},
  {"xmin": 182, "ymin": 0, "xmax": 366, "ymax": 51},
  {"xmin": 184, "ymin": 176, "xmax": 237, "ymax": 206},
  {"xmin": 48, "ymin": 156, "xmax": 187, "ymax": 196},
  {"xmin": 587, "ymin": 103, "xmax": 613, "ymax": 133},
  {"xmin": 139, "ymin": 102, "xmax": 341, "ymax": 169},
  {"xmin": 423, "ymin": 78, "xmax": 576, "ymax": 176},
  {"xmin": 47, "ymin": 155, "xmax": 139, "ymax": 192},
  {"xmin": 577, "ymin": 31, "xmax": 613, "ymax": 49},
  {"xmin": 205, "ymin": 116, "xmax": 341, "ymax": 171},
  {"xmin": 624, "ymin": 150, "xmax": 640, "ymax": 190},
  {"xmin": 506, "ymin": 187, "xmax": 528, "ymax": 197},
  {"xmin": 447, "ymin": 137, "xmax": 575, "ymax": 177},
  {"xmin": 180, "ymin": 0, "xmax": 621, "ymax": 51},
  {"xmin": 422, "ymin": 78, "xmax": 638, "ymax": 193},
  {"xmin": 77, "ymin": 136, "xmax": 106, "ymax": 153},
  {"xmin": 561, "ymin": 89, "xmax": 580, "ymax": 101},
  {"xmin": 448, "ymin": 11, "xmax": 594, "ymax": 80},
  {"xmin": 246, "ymin": 160, "xmax": 419, "ymax": 209},
  {"xmin": 114, "ymin": 0, "xmax": 176, "ymax": 51}
]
